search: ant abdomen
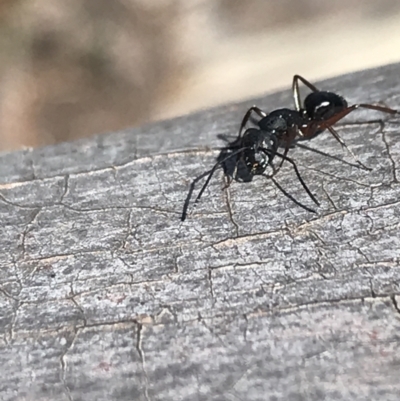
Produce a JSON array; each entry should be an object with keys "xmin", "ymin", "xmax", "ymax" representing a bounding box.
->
[{"xmin": 304, "ymin": 91, "xmax": 348, "ymax": 121}]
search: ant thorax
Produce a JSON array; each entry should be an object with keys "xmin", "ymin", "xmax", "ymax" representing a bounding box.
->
[
  {"xmin": 258, "ymin": 108, "xmax": 303, "ymax": 143},
  {"xmin": 259, "ymin": 108, "xmax": 303, "ymax": 129}
]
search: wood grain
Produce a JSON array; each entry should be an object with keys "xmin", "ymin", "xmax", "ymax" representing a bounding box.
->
[{"xmin": 1, "ymin": 63, "xmax": 400, "ymax": 401}]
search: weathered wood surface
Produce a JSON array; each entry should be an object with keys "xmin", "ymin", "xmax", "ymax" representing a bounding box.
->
[{"xmin": 1, "ymin": 64, "xmax": 400, "ymax": 401}]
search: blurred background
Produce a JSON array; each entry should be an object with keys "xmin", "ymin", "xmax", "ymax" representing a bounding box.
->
[{"xmin": 1, "ymin": 0, "xmax": 400, "ymax": 151}]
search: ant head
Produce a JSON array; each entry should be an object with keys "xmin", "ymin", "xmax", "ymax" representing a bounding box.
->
[
  {"xmin": 242, "ymin": 128, "xmax": 275, "ymax": 175},
  {"xmin": 304, "ymin": 91, "xmax": 348, "ymax": 121},
  {"xmin": 245, "ymin": 149, "xmax": 268, "ymax": 174}
]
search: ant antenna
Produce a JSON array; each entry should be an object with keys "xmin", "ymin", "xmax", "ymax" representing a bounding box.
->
[{"xmin": 181, "ymin": 147, "xmax": 248, "ymax": 221}]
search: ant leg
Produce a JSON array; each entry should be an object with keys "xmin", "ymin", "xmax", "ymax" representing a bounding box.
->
[
  {"xmin": 335, "ymin": 119, "xmax": 385, "ymax": 137},
  {"xmin": 238, "ymin": 106, "xmax": 267, "ymax": 139},
  {"xmin": 336, "ymin": 119, "xmax": 384, "ymax": 129},
  {"xmin": 181, "ymin": 147, "xmax": 249, "ymax": 221},
  {"xmin": 262, "ymin": 148, "xmax": 320, "ymax": 206},
  {"xmin": 295, "ymin": 142, "xmax": 365, "ymax": 170},
  {"xmin": 194, "ymin": 148, "xmax": 248, "ymax": 207},
  {"xmin": 321, "ymin": 103, "xmax": 398, "ymax": 129},
  {"xmin": 326, "ymin": 125, "xmax": 371, "ymax": 171},
  {"xmin": 221, "ymin": 158, "xmax": 238, "ymax": 190},
  {"xmin": 263, "ymin": 164, "xmax": 317, "ymax": 212},
  {"xmin": 318, "ymin": 103, "xmax": 399, "ymax": 170},
  {"xmin": 292, "ymin": 75, "xmax": 320, "ymax": 111},
  {"xmin": 274, "ymin": 126, "xmax": 297, "ymax": 172},
  {"xmin": 275, "ymin": 145, "xmax": 290, "ymax": 172},
  {"xmin": 181, "ymin": 169, "xmax": 213, "ymax": 221},
  {"xmin": 269, "ymin": 177, "xmax": 317, "ymax": 214},
  {"xmin": 357, "ymin": 103, "xmax": 399, "ymax": 115}
]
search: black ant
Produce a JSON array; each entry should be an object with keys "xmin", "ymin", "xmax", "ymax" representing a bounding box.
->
[
  {"xmin": 181, "ymin": 107, "xmax": 319, "ymax": 221},
  {"xmin": 181, "ymin": 75, "xmax": 399, "ymax": 221}
]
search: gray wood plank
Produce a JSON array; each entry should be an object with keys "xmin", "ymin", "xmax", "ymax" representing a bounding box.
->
[{"xmin": 1, "ymin": 63, "xmax": 400, "ymax": 401}]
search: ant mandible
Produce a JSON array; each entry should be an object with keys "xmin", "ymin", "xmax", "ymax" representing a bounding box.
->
[{"xmin": 181, "ymin": 107, "xmax": 319, "ymax": 221}]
